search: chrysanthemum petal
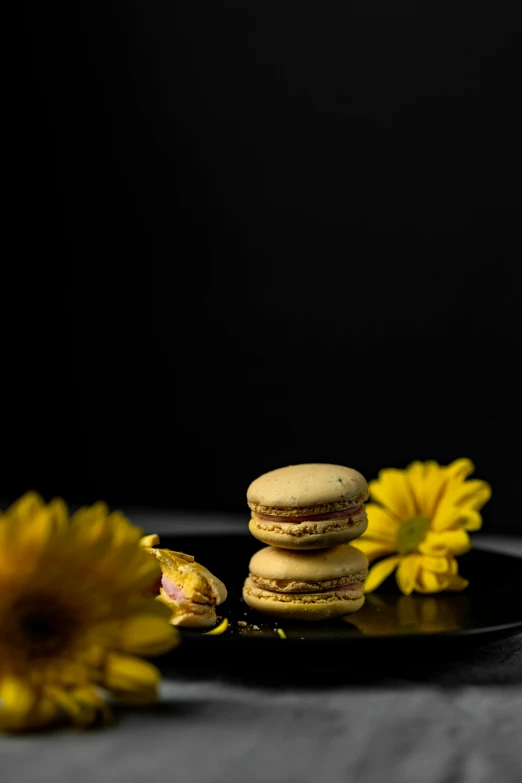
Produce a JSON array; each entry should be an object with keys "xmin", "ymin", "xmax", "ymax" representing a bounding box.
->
[
  {"xmin": 431, "ymin": 481, "xmax": 491, "ymax": 531},
  {"xmin": 418, "ymin": 568, "xmax": 445, "ymax": 593},
  {"xmin": 364, "ymin": 556, "xmax": 400, "ymax": 593},
  {"xmin": 369, "ymin": 470, "xmax": 416, "ymax": 521},
  {"xmin": 405, "ymin": 460, "xmax": 447, "ymax": 519},
  {"xmin": 420, "ymin": 555, "xmax": 452, "ymax": 574},
  {"xmin": 442, "ymin": 479, "xmax": 491, "ymax": 511},
  {"xmin": 462, "ymin": 510, "xmax": 483, "ymax": 532},
  {"xmin": 446, "ymin": 574, "xmax": 469, "ymax": 591},
  {"xmin": 365, "ymin": 503, "xmax": 400, "ymax": 542},
  {"xmin": 350, "ymin": 538, "xmax": 395, "ymax": 563},
  {"xmin": 446, "ymin": 458, "xmax": 475, "ymax": 481},
  {"xmin": 104, "ymin": 653, "xmax": 161, "ymax": 696},
  {"xmin": 396, "ymin": 555, "xmax": 421, "ymax": 595},
  {"xmin": 418, "ymin": 532, "xmax": 446, "ymax": 556},
  {"xmin": 433, "ymin": 530, "xmax": 472, "ymax": 556}
]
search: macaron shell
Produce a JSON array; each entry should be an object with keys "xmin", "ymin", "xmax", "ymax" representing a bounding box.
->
[
  {"xmin": 248, "ymin": 513, "xmax": 368, "ymax": 550},
  {"xmin": 247, "ymin": 463, "xmax": 368, "ymax": 510},
  {"xmin": 248, "ymin": 541, "xmax": 368, "ymax": 580},
  {"xmin": 242, "ymin": 580, "xmax": 365, "ymax": 621}
]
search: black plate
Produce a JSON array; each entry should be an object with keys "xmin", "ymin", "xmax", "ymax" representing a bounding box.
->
[{"xmin": 158, "ymin": 534, "xmax": 522, "ymax": 671}]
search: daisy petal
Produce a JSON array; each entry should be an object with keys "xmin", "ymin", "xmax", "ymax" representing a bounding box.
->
[
  {"xmin": 365, "ymin": 504, "xmax": 400, "ymax": 542},
  {"xmin": 351, "ymin": 538, "xmax": 395, "ymax": 563},
  {"xmin": 45, "ymin": 686, "xmax": 85, "ymax": 721},
  {"xmin": 72, "ymin": 686, "xmax": 112, "ymax": 723},
  {"xmin": 105, "ymin": 652, "xmax": 161, "ymax": 696},
  {"xmin": 369, "ymin": 469, "xmax": 416, "ymax": 521},
  {"xmin": 0, "ymin": 677, "xmax": 35, "ymax": 718},
  {"xmin": 118, "ymin": 614, "xmax": 180, "ymax": 656},
  {"xmin": 396, "ymin": 555, "xmax": 420, "ymax": 595},
  {"xmin": 364, "ymin": 556, "xmax": 400, "ymax": 593}
]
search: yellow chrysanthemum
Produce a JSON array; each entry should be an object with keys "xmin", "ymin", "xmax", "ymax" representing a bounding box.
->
[
  {"xmin": 0, "ymin": 493, "xmax": 179, "ymax": 732},
  {"xmin": 351, "ymin": 459, "xmax": 491, "ymax": 595}
]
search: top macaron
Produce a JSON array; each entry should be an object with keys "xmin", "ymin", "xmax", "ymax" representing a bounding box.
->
[{"xmin": 247, "ymin": 463, "xmax": 369, "ymax": 549}]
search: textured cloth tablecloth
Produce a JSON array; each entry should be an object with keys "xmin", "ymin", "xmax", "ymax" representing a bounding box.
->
[{"xmin": 1, "ymin": 514, "xmax": 521, "ymax": 783}]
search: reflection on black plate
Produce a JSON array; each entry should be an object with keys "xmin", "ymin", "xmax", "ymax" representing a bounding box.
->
[{"xmin": 158, "ymin": 534, "xmax": 522, "ymax": 667}]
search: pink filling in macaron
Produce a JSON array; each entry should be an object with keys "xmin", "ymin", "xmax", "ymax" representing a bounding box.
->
[
  {"xmin": 330, "ymin": 581, "xmax": 363, "ymax": 593},
  {"xmin": 161, "ymin": 576, "xmax": 186, "ymax": 601},
  {"xmin": 254, "ymin": 504, "xmax": 362, "ymax": 524}
]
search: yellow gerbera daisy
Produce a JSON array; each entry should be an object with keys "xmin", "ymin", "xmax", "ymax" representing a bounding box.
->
[
  {"xmin": 351, "ymin": 458, "xmax": 491, "ymax": 595},
  {"xmin": 0, "ymin": 493, "xmax": 179, "ymax": 732}
]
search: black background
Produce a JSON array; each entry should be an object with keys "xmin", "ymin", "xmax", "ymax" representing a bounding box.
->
[{"xmin": 3, "ymin": 2, "xmax": 520, "ymax": 532}]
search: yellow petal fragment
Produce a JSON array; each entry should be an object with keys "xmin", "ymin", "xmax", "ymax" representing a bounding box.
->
[
  {"xmin": 277, "ymin": 628, "xmax": 287, "ymax": 639},
  {"xmin": 205, "ymin": 617, "xmax": 229, "ymax": 635},
  {"xmin": 369, "ymin": 470, "xmax": 416, "ymax": 521},
  {"xmin": 140, "ymin": 534, "xmax": 160, "ymax": 548},
  {"xmin": 364, "ymin": 556, "xmax": 400, "ymax": 593}
]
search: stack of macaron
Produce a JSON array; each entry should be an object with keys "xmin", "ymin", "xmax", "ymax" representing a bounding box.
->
[{"xmin": 242, "ymin": 464, "xmax": 369, "ymax": 621}]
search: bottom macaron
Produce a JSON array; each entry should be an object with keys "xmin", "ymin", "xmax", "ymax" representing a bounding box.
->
[
  {"xmin": 242, "ymin": 543, "xmax": 368, "ymax": 622},
  {"xmin": 243, "ymin": 578, "xmax": 365, "ymax": 621}
]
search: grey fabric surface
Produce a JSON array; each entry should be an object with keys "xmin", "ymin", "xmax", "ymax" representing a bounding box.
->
[{"xmin": 1, "ymin": 519, "xmax": 521, "ymax": 783}]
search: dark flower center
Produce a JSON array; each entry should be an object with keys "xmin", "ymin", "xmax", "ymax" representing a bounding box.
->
[
  {"xmin": 19, "ymin": 611, "xmax": 57, "ymax": 642},
  {"xmin": 14, "ymin": 600, "xmax": 74, "ymax": 656}
]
